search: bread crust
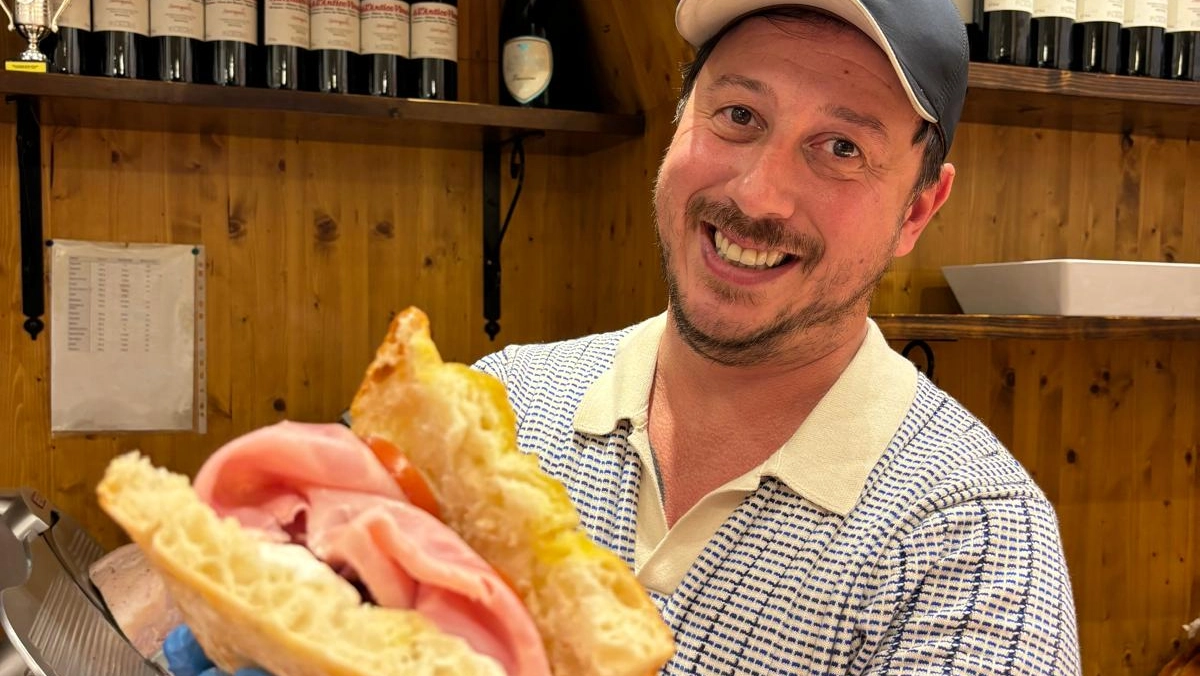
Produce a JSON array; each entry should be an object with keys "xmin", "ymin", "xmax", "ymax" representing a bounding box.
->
[{"xmin": 350, "ymin": 308, "xmax": 675, "ymax": 676}]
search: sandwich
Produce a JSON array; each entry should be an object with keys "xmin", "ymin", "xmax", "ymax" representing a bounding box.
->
[{"xmin": 96, "ymin": 307, "xmax": 675, "ymax": 676}]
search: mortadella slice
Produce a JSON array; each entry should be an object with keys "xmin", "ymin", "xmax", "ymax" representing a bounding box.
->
[{"xmin": 192, "ymin": 420, "xmax": 550, "ymax": 676}]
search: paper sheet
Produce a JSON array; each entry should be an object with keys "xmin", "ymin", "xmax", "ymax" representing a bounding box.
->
[{"xmin": 49, "ymin": 240, "xmax": 203, "ymax": 433}]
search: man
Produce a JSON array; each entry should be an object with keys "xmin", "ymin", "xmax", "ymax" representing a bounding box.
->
[
  {"xmin": 169, "ymin": 0, "xmax": 1080, "ymax": 673},
  {"xmin": 471, "ymin": 0, "xmax": 1080, "ymax": 673}
]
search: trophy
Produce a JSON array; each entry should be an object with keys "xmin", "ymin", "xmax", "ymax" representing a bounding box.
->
[{"xmin": 1, "ymin": 0, "xmax": 72, "ymax": 71}]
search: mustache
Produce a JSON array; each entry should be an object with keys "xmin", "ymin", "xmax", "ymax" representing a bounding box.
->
[{"xmin": 685, "ymin": 196, "xmax": 824, "ymax": 269}]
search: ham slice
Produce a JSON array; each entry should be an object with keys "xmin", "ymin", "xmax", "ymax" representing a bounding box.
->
[{"xmin": 193, "ymin": 421, "xmax": 549, "ymax": 676}]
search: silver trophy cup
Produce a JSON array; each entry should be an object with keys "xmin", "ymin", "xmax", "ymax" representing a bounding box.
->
[{"xmin": 0, "ymin": 0, "xmax": 72, "ymax": 62}]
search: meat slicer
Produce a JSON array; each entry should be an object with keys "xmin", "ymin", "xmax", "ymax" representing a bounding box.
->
[{"xmin": 0, "ymin": 488, "xmax": 166, "ymax": 675}]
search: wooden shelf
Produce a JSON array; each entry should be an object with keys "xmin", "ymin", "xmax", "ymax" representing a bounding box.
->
[
  {"xmin": 873, "ymin": 314, "xmax": 1200, "ymax": 341},
  {"xmin": 0, "ymin": 71, "xmax": 644, "ymax": 154},
  {"xmin": 963, "ymin": 62, "xmax": 1200, "ymax": 138}
]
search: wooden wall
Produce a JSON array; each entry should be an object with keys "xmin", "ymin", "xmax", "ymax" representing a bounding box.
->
[{"xmin": 2, "ymin": 4, "xmax": 1198, "ymax": 675}]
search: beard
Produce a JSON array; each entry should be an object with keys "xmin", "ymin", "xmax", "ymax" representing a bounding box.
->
[{"xmin": 654, "ymin": 193, "xmax": 899, "ymax": 368}]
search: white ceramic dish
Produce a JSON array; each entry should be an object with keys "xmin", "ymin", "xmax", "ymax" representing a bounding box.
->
[{"xmin": 940, "ymin": 259, "xmax": 1200, "ymax": 317}]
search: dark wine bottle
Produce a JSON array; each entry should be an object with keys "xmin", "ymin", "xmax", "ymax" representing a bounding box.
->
[
  {"xmin": 1166, "ymin": 0, "xmax": 1200, "ymax": 79},
  {"xmin": 206, "ymin": 0, "xmax": 257, "ymax": 85},
  {"xmin": 499, "ymin": 0, "xmax": 552, "ymax": 107},
  {"xmin": 263, "ymin": 0, "xmax": 308, "ymax": 89},
  {"xmin": 150, "ymin": 0, "xmax": 203, "ymax": 82},
  {"xmin": 955, "ymin": 0, "xmax": 988, "ymax": 60},
  {"xmin": 310, "ymin": 0, "xmax": 359, "ymax": 93},
  {"xmin": 1074, "ymin": 0, "xmax": 1123, "ymax": 71},
  {"xmin": 1033, "ymin": 0, "xmax": 1076, "ymax": 67},
  {"xmin": 1122, "ymin": 0, "xmax": 1168, "ymax": 76},
  {"xmin": 50, "ymin": 0, "xmax": 93, "ymax": 74},
  {"xmin": 94, "ymin": 0, "xmax": 150, "ymax": 77},
  {"xmin": 360, "ymin": 0, "xmax": 409, "ymax": 96},
  {"xmin": 985, "ymin": 0, "xmax": 1034, "ymax": 64},
  {"xmin": 410, "ymin": 0, "xmax": 456, "ymax": 100}
]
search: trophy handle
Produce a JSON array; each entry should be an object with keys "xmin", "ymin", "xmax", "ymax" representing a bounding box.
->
[
  {"xmin": 0, "ymin": 0, "xmax": 15, "ymax": 33},
  {"xmin": 49, "ymin": 0, "xmax": 71, "ymax": 32}
]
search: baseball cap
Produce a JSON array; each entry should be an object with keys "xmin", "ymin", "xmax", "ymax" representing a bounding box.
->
[{"xmin": 675, "ymin": 0, "xmax": 969, "ymax": 149}]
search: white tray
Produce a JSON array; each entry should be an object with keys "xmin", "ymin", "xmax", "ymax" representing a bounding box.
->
[{"xmin": 941, "ymin": 259, "xmax": 1200, "ymax": 317}]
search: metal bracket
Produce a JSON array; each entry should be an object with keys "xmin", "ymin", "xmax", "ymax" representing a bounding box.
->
[
  {"xmin": 11, "ymin": 96, "xmax": 45, "ymax": 341},
  {"xmin": 482, "ymin": 130, "xmax": 542, "ymax": 341},
  {"xmin": 901, "ymin": 339, "xmax": 936, "ymax": 380}
]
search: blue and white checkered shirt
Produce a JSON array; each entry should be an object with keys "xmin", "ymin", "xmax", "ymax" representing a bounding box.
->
[{"xmin": 474, "ymin": 315, "xmax": 1081, "ymax": 675}]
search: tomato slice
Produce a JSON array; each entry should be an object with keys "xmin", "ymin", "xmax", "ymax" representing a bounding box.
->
[{"xmin": 363, "ymin": 436, "xmax": 441, "ymax": 520}]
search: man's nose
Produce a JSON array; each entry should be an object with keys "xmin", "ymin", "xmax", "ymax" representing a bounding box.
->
[{"xmin": 724, "ymin": 143, "xmax": 797, "ymax": 222}]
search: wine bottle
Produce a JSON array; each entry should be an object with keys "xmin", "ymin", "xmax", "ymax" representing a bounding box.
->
[
  {"xmin": 94, "ymin": 0, "xmax": 150, "ymax": 77},
  {"xmin": 985, "ymin": 0, "xmax": 1034, "ymax": 64},
  {"xmin": 310, "ymin": 0, "xmax": 360, "ymax": 93},
  {"xmin": 500, "ymin": 0, "xmax": 552, "ymax": 107},
  {"xmin": 1074, "ymin": 0, "xmax": 1123, "ymax": 71},
  {"xmin": 1033, "ymin": 0, "xmax": 1076, "ymax": 67},
  {"xmin": 361, "ymin": 0, "xmax": 409, "ymax": 96},
  {"xmin": 410, "ymin": 0, "xmax": 457, "ymax": 100},
  {"xmin": 1166, "ymin": 0, "xmax": 1200, "ymax": 79},
  {"xmin": 51, "ymin": 0, "xmax": 93, "ymax": 74},
  {"xmin": 263, "ymin": 0, "xmax": 308, "ymax": 89},
  {"xmin": 150, "ymin": 0, "xmax": 203, "ymax": 81},
  {"xmin": 1122, "ymin": 0, "xmax": 1168, "ymax": 76},
  {"xmin": 954, "ymin": 0, "xmax": 988, "ymax": 60},
  {"xmin": 206, "ymin": 0, "xmax": 258, "ymax": 85}
]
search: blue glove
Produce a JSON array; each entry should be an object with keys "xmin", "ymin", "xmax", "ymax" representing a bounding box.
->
[{"xmin": 163, "ymin": 625, "xmax": 273, "ymax": 676}]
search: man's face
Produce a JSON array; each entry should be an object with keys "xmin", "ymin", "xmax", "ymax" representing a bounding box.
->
[{"xmin": 654, "ymin": 15, "xmax": 949, "ymax": 366}]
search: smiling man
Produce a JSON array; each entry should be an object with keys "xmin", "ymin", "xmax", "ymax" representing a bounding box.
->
[{"xmin": 473, "ymin": 0, "xmax": 1081, "ymax": 674}]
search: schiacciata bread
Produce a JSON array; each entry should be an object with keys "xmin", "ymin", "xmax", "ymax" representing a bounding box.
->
[
  {"xmin": 350, "ymin": 308, "xmax": 675, "ymax": 676},
  {"xmin": 97, "ymin": 452, "xmax": 505, "ymax": 676},
  {"xmin": 96, "ymin": 306, "xmax": 674, "ymax": 676}
]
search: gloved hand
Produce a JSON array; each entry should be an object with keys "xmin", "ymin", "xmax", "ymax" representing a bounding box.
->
[{"xmin": 163, "ymin": 625, "xmax": 273, "ymax": 676}]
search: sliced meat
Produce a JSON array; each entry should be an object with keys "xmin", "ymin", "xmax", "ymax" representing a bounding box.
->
[
  {"xmin": 88, "ymin": 543, "xmax": 183, "ymax": 658},
  {"xmin": 193, "ymin": 421, "xmax": 550, "ymax": 676}
]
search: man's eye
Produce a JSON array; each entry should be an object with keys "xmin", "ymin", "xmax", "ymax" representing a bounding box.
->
[
  {"xmin": 724, "ymin": 106, "xmax": 754, "ymax": 126},
  {"xmin": 824, "ymin": 138, "xmax": 860, "ymax": 159}
]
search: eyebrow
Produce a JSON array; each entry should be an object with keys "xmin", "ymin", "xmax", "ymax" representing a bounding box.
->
[
  {"xmin": 706, "ymin": 73, "xmax": 776, "ymax": 99},
  {"xmin": 819, "ymin": 104, "xmax": 889, "ymax": 144}
]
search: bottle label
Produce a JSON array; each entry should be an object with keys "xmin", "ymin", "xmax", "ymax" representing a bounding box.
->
[
  {"xmin": 94, "ymin": 0, "xmax": 150, "ymax": 35},
  {"xmin": 952, "ymin": 0, "xmax": 976, "ymax": 22},
  {"xmin": 151, "ymin": 0, "xmax": 203, "ymax": 39},
  {"xmin": 361, "ymin": 0, "xmax": 409, "ymax": 56},
  {"xmin": 311, "ymin": 0, "xmax": 361, "ymax": 52},
  {"xmin": 1077, "ymin": 0, "xmax": 1124, "ymax": 20},
  {"xmin": 1166, "ymin": 0, "xmax": 1200, "ymax": 29},
  {"xmin": 205, "ymin": 0, "xmax": 257, "ymax": 42},
  {"xmin": 503, "ymin": 36, "xmax": 551, "ymax": 104},
  {"xmin": 265, "ymin": 0, "xmax": 309, "ymax": 48},
  {"xmin": 1125, "ymin": 0, "xmax": 1168, "ymax": 26},
  {"xmin": 984, "ymin": 0, "xmax": 1034, "ymax": 11},
  {"xmin": 57, "ymin": 0, "xmax": 92, "ymax": 31},
  {"xmin": 1034, "ymin": 0, "xmax": 1077, "ymax": 17},
  {"xmin": 411, "ymin": 2, "xmax": 457, "ymax": 61}
]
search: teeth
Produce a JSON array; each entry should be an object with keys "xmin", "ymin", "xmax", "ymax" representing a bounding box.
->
[{"xmin": 711, "ymin": 228, "xmax": 787, "ymax": 270}]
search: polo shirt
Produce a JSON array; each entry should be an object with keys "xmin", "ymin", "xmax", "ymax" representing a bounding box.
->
[
  {"xmin": 473, "ymin": 315, "xmax": 1081, "ymax": 675},
  {"xmin": 572, "ymin": 313, "xmax": 916, "ymax": 597}
]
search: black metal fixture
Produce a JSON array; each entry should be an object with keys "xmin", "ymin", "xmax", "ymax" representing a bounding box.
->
[
  {"xmin": 482, "ymin": 130, "xmax": 542, "ymax": 341},
  {"xmin": 900, "ymin": 339, "xmax": 936, "ymax": 380},
  {"xmin": 10, "ymin": 96, "xmax": 45, "ymax": 341}
]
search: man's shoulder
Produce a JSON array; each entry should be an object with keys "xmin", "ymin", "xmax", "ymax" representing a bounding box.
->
[
  {"xmin": 472, "ymin": 322, "xmax": 641, "ymax": 397},
  {"xmin": 879, "ymin": 376, "xmax": 1050, "ymax": 508}
]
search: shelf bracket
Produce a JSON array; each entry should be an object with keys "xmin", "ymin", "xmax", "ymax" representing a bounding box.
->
[
  {"xmin": 900, "ymin": 339, "xmax": 935, "ymax": 380},
  {"xmin": 9, "ymin": 96, "xmax": 45, "ymax": 341},
  {"xmin": 482, "ymin": 130, "xmax": 542, "ymax": 341}
]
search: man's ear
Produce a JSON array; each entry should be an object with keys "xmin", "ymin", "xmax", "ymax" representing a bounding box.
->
[{"xmin": 894, "ymin": 163, "xmax": 955, "ymax": 258}]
